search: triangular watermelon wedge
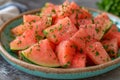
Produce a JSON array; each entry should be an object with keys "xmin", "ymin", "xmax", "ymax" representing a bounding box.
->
[{"xmin": 21, "ymin": 39, "xmax": 60, "ymax": 67}]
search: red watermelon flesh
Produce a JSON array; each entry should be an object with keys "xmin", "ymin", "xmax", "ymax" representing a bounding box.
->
[
  {"xmin": 11, "ymin": 23, "xmax": 30, "ymax": 36},
  {"xmin": 11, "ymin": 15, "xmax": 52, "ymax": 36},
  {"xmin": 41, "ymin": 2, "xmax": 58, "ymax": 21},
  {"xmin": 10, "ymin": 29, "xmax": 36, "ymax": 50},
  {"xmin": 70, "ymin": 52, "xmax": 86, "ymax": 68},
  {"xmin": 78, "ymin": 19, "xmax": 93, "ymax": 26},
  {"xmin": 57, "ymin": 1, "xmax": 92, "ymax": 25},
  {"xmin": 103, "ymin": 24, "xmax": 119, "ymax": 39},
  {"xmin": 86, "ymin": 42, "xmax": 111, "ymax": 65},
  {"xmin": 94, "ymin": 13, "xmax": 112, "ymax": 33},
  {"xmin": 70, "ymin": 27, "xmax": 93, "ymax": 51},
  {"xmin": 56, "ymin": 40, "xmax": 76, "ymax": 67},
  {"xmin": 10, "ymin": 21, "xmax": 49, "ymax": 50},
  {"xmin": 102, "ymin": 38, "xmax": 118, "ymax": 58},
  {"xmin": 44, "ymin": 17, "xmax": 78, "ymax": 44},
  {"xmin": 103, "ymin": 25, "xmax": 120, "ymax": 47},
  {"xmin": 21, "ymin": 39, "xmax": 60, "ymax": 67},
  {"xmin": 23, "ymin": 15, "xmax": 42, "ymax": 23}
]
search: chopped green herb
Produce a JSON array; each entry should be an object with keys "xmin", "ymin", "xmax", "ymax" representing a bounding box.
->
[
  {"xmin": 50, "ymin": 29, "xmax": 54, "ymax": 32},
  {"xmin": 63, "ymin": 61, "xmax": 70, "ymax": 68},
  {"xmin": 36, "ymin": 25, "xmax": 38, "ymax": 29},
  {"xmin": 95, "ymin": 28, "xmax": 99, "ymax": 33},
  {"xmin": 108, "ymin": 50, "xmax": 115, "ymax": 54},
  {"xmin": 95, "ymin": 51, "xmax": 99, "ymax": 56},
  {"xmin": 106, "ymin": 58, "xmax": 110, "ymax": 61},
  {"xmin": 29, "ymin": 48, "xmax": 32, "ymax": 54},
  {"xmin": 67, "ymin": 22, "xmax": 70, "ymax": 26},
  {"xmin": 75, "ymin": 13, "xmax": 78, "ymax": 20},
  {"xmin": 92, "ymin": 19, "xmax": 94, "ymax": 23},
  {"xmin": 71, "ymin": 44, "xmax": 78, "ymax": 49},
  {"xmin": 89, "ymin": 45, "xmax": 93, "ymax": 48},
  {"xmin": 35, "ymin": 35, "xmax": 43, "ymax": 42},
  {"xmin": 17, "ymin": 40, "xmax": 22, "ymax": 44},
  {"xmin": 43, "ymin": 30, "xmax": 48, "ymax": 36},
  {"xmin": 32, "ymin": 20, "xmax": 36, "ymax": 22},
  {"xmin": 51, "ymin": 9, "xmax": 56, "ymax": 13},
  {"xmin": 103, "ymin": 45, "xmax": 109, "ymax": 49},
  {"xmin": 71, "ymin": 9, "xmax": 74, "ymax": 13},
  {"xmin": 46, "ymin": 15, "xmax": 52, "ymax": 26},
  {"xmin": 58, "ymin": 24, "xmax": 62, "ymax": 31},
  {"xmin": 52, "ymin": 35, "xmax": 56, "ymax": 38},
  {"xmin": 87, "ymin": 35, "xmax": 91, "ymax": 39}
]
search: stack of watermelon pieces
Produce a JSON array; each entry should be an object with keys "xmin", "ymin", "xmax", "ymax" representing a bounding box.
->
[{"xmin": 10, "ymin": 1, "xmax": 120, "ymax": 68}]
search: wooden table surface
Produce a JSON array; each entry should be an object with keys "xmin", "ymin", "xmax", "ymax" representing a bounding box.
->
[{"xmin": 0, "ymin": 0, "xmax": 120, "ymax": 80}]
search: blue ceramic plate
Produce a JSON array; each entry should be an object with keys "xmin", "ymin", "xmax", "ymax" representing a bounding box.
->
[{"xmin": 0, "ymin": 8, "xmax": 120, "ymax": 79}]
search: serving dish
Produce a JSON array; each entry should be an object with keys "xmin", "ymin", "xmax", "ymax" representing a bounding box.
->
[{"xmin": 0, "ymin": 8, "xmax": 120, "ymax": 79}]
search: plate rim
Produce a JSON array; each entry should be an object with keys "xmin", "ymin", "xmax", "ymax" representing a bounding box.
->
[{"xmin": 0, "ymin": 8, "xmax": 120, "ymax": 74}]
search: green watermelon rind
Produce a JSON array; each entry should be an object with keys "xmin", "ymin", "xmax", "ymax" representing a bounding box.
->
[
  {"xmin": 20, "ymin": 53, "xmax": 38, "ymax": 65},
  {"xmin": 10, "ymin": 46, "xmax": 29, "ymax": 51},
  {"xmin": 20, "ymin": 52, "xmax": 60, "ymax": 68}
]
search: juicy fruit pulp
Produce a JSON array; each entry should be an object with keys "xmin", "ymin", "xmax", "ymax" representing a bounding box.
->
[
  {"xmin": 9, "ymin": 0, "xmax": 120, "ymax": 68},
  {"xmin": 21, "ymin": 39, "xmax": 60, "ymax": 67}
]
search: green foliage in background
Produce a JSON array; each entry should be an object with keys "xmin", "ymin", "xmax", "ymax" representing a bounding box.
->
[{"xmin": 97, "ymin": 0, "xmax": 120, "ymax": 17}]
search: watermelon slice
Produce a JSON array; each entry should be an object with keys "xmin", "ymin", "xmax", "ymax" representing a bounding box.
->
[
  {"xmin": 11, "ymin": 15, "xmax": 52, "ymax": 36},
  {"xmin": 23, "ymin": 15, "xmax": 41, "ymax": 23},
  {"xmin": 43, "ymin": 17, "xmax": 78, "ymax": 44},
  {"xmin": 102, "ymin": 38, "xmax": 118, "ymax": 58},
  {"xmin": 94, "ymin": 13, "xmax": 112, "ymax": 38},
  {"xmin": 10, "ymin": 29, "xmax": 36, "ymax": 50},
  {"xmin": 10, "ymin": 21, "xmax": 47, "ymax": 50},
  {"xmin": 57, "ymin": 1, "xmax": 92, "ymax": 26},
  {"xmin": 103, "ymin": 24, "xmax": 119, "ymax": 39},
  {"xmin": 70, "ymin": 52, "xmax": 86, "ymax": 68},
  {"xmin": 21, "ymin": 39, "xmax": 60, "ymax": 67},
  {"xmin": 70, "ymin": 28, "xmax": 94, "ymax": 51},
  {"xmin": 56, "ymin": 40, "xmax": 76, "ymax": 67},
  {"xmin": 103, "ymin": 24, "xmax": 120, "ymax": 47},
  {"xmin": 86, "ymin": 42, "xmax": 111, "ymax": 65},
  {"xmin": 41, "ymin": 2, "xmax": 58, "ymax": 20},
  {"xmin": 11, "ymin": 23, "xmax": 30, "ymax": 36},
  {"xmin": 78, "ymin": 19, "xmax": 93, "ymax": 26}
]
